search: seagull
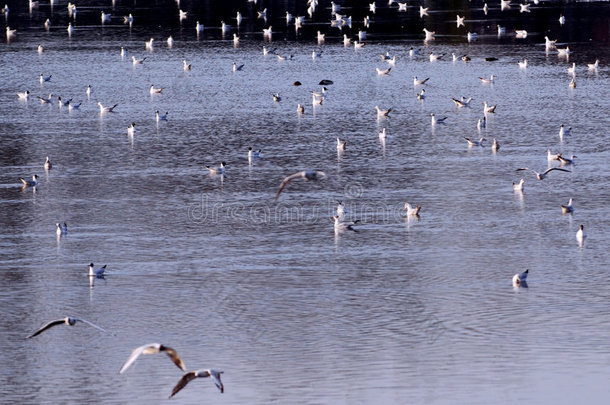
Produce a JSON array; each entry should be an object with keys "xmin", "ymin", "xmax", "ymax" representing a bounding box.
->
[
  {"xmin": 37, "ymin": 93, "xmax": 53, "ymax": 104},
  {"xmin": 179, "ymin": 9, "xmax": 187, "ymax": 22},
  {"xmin": 423, "ymin": 29, "xmax": 435, "ymax": 41},
  {"xmin": 479, "ymin": 74, "xmax": 495, "ymax": 84},
  {"xmin": 354, "ymin": 41, "xmax": 365, "ymax": 50},
  {"xmin": 334, "ymin": 216, "xmax": 359, "ymax": 232},
  {"xmin": 167, "ymin": 36, "xmax": 174, "ymax": 48},
  {"xmin": 67, "ymin": 23, "xmax": 74, "ymax": 36},
  {"xmin": 419, "ymin": 6, "xmax": 429, "ymax": 18},
  {"xmin": 558, "ymin": 154, "xmax": 576, "ymax": 166},
  {"xmin": 518, "ymin": 59, "xmax": 528, "ymax": 69},
  {"xmin": 477, "ymin": 116, "xmax": 486, "ymax": 130},
  {"xmin": 512, "ymin": 269, "xmax": 528, "ymax": 287},
  {"xmin": 452, "ymin": 97, "xmax": 472, "ymax": 108},
  {"xmin": 429, "ymin": 52, "xmax": 444, "ymax": 62},
  {"xmin": 515, "ymin": 30, "xmax": 527, "ymax": 39},
  {"xmin": 587, "ymin": 59, "xmax": 599, "ymax": 71},
  {"xmin": 67, "ymin": 101, "xmax": 81, "ymax": 111},
  {"xmin": 483, "ymin": 101, "xmax": 497, "ymax": 114},
  {"xmin": 456, "ymin": 15, "xmax": 465, "ymax": 28},
  {"xmin": 515, "ymin": 167, "xmax": 571, "ymax": 180},
  {"xmin": 127, "ymin": 122, "xmax": 136, "ymax": 136},
  {"xmin": 376, "ymin": 67, "xmax": 391, "ymax": 75},
  {"xmin": 155, "ymin": 110, "xmax": 168, "ymax": 122},
  {"xmin": 430, "ymin": 113, "xmax": 447, "ymax": 125},
  {"xmin": 248, "ymin": 147, "xmax": 261, "ymax": 164},
  {"xmin": 233, "ymin": 34, "xmax": 239, "ymax": 45},
  {"xmin": 547, "ymin": 149, "xmax": 561, "ymax": 162},
  {"xmin": 544, "ymin": 36, "xmax": 557, "ymax": 50},
  {"xmin": 567, "ymin": 62, "xmax": 576, "ymax": 75},
  {"xmin": 497, "ymin": 25, "xmax": 506, "ymax": 36},
  {"xmin": 501, "ymin": 0, "xmax": 512, "ymax": 11},
  {"xmin": 369, "ymin": 2, "xmax": 376, "ymax": 14},
  {"xmin": 557, "ymin": 46, "xmax": 570, "ymax": 57},
  {"xmin": 6, "ymin": 26, "xmax": 16, "ymax": 38},
  {"xmin": 519, "ymin": 3, "xmax": 531, "ymax": 13},
  {"xmin": 195, "ymin": 21, "xmax": 204, "ymax": 34},
  {"xmin": 297, "ymin": 104, "xmax": 305, "ymax": 114},
  {"xmin": 512, "ymin": 178, "xmax": 525, "ymax": 192},
  {"xmin": 37, "ymin": 44, "xmax": 44, "ymax": 54},
  {"xmin": 404, "ymin": 203, "xmax": 421, "ymax": 217},
  {"xmin": 358, "ymin": 30, "xmax": 367, "ymax": 41},
  {"xmin": 169, "ymin": 369, "xmax": 224, "ymax": 397},
  {"xmin": 86, "ymin": 85, "xmax": 92, "ymax": 98},
  {"xmin": 375, "ymin": 106, "xmax": 392, "ymax": 118},
  {"xmin": 316, "ymin": 31, "xmax": 325, "ymax": 44},
  {"xmin": 205, "ymin": 162, "xmax": 226, "ymax": 175},
  {"xmin": 183, "ymin": 59, "xmax": 191, "ymax": 71},
  {"xmin": 258, "ymin": 8, "xmax": 267, "ymax": 19},
  {"xmin": 149, "ymin": 85, "xmax": 164, "ymax": 94},
  {"xmin": 89, "ymin": 263, "xmax": 106, "ymax": 278},
  {"xmin": 20, "ymin": 175, "xmax": 38, "ymax": 187},
  {"xmin": 464, "ymin": 137, "xmax": 485, "ymax": 147},
  {"xmin": 492, "ymin": 138, "xmax": 500, "ymax": 152},
  {"xmin": 569, "ymin": 77, "xmax": 576, "ymax": 89},
  {"xmin": 336, "ymin": 201, "xmax": 347, "ymax": 221},
  {"xmin": 39, "ymin": 74, "xmax": 52, "ymax": 84},
  {"xmin": 272, "ymin": 93, "xmax": 281, "ymax": 102},
  {"xmin": 124, "ymin": 13, "xmax": 133, "ymax": 25},
  {"xmin": 484, "ymin": 3, "xmax": 489, "ymax": 15},
  {"xmin": 262, "ymin": 46, "xmax": 276, "ymax": 56},
  {"xmin": 413, "ymin": 76, "xmax": 429, "ymax": 86},
  {"xmin": 97, "ymin": 102, "xmax": 118, "ymax": 113},
  {"xmin": 561, "ymin": 198, "xmax": 574, "ymax": 214},
  {"xmin": 221, "ymin": 21, "xmax": 229, "ymax": 35},
  {"xmin": 417, "ymin": 89, "xmax": 426, "ymax": 100},
  {"xmin": 132, "ymin": 55, "xmax": 146, "ymax": 65},
  {"xmin": 398, "ymin": 2, "xmax": 407, "ymax": 12},
  {"xmin": 237, "ymin": 11, "xmax": 243, "ymax": 26},
  {"xmin": 26, "ymin": 317, "xmax": 107, "ymax": 339},
  {"xmin": 559, "ymin": 14, "xmax": 565, "ymax": 26},
  {"xmin": 336, "ymin": 138, "xmax": 346, "ymax": 151},
  {"xmin": 467, "ymin": 32, "xmax": 478, "ymax": 42},
  {"xmin": 119, "ymin": 343, "xmax": 187, "ymax": 374},
  {"xmin": 263, "ymin": 26, "xmax": 272, "ymax": 38},
  {"xmin": 343, "ymin": 34, "xmax": 352, "ymax": 46},
  {"xmin": 55, "ymin": 222, "xmax": 68, "ymax": 236},
  {"xmin": 145, "ymin": 38, "xmax": 154, "ymax": 50},
  {"xmin": 232, "ymin": 62, "xmax": 244, "ymax": 72},
  {"xmin": 44, "ymin": 156, "xmax": 52, "ymax": 170},
  {"xmin": 44, "ymin": 19, "xmax": 51, "ymax": 30},
  {"xmin": 17, "ymin": 90, "xmax": 30, "ymax": 101},
  {"xmin": 57, "ymin": 96, "xmax": 72, "ymax": 109},
  {"xmin": 576, "ymin": 224, "xmax": 586, "ymax": 246},
  {"xmin": 559, "ymin": 124, "xmax": 571, "ymax": 139},
  {"xmin": 274, "ymin": 171, "xmax": 326, "ymax": 202},
  {"xmin": 101, "ymin": 11, "xmax": 111, "ymax": 24}
]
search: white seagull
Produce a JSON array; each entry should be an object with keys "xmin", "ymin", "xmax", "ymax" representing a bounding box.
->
[
  {"xmin": 334, "ymin": 216, "xmax": 359, "ymax": 232},
  {"xmin": 205, "ymin": 162, "xmax": 226, "ymax": 175},
  {"xmin": 56, "ymin": 222, "xmax": 68, "ymax": 236},
  {"xmin": 515, "ymin": 30, "xmax": 527, "ymax": 39},
  {"xmin": 512, "ymin": 269, "xmax": 528, "ymax": 287},
  {"xmin": 274, "ymin": 171, "xmax": 326, "ymax": 202},
  {"xmin": 17, "ymin": 90, "xmax": 30, "ymax": 101},
  {"xmin": 479, "ymin": 74, "xmax": 495, "ymax": 84},
  {"xmin": 156, "ymin": 110, "xmax": 168, "ymax": 122},
  {"xmin": 149, "ymin": 84, "xmax": 164, "ymax": 94},
  {"xmin": 132, "ymin": 55, "xmax": 147, "ymax": 65},
  {"xmin": 413, "ymin": 76, "xmax": 430, "ymax": 86},
  {"xmin": 519, "ymin": 3, "xmax": 530, "ymax": 13},
  {"xmin": 44, "ymin": 156, "xmax": 52, "ymax": 170},
  {"xmin": 512, "ymin": 178, "xmax": 525, "ymax": 192},
  {"xmin": 464, "ymin": 137, "xmax": 485, "ymax": 147},
  {"xmin": 119, "ymin": 343, "xmax": 187, "ymax": 374},
  {"xmin": 576, "ymin": 224, "xmax": 586, "ymax": 246},
  {"xmin": 169, "ymin": 369, "xmax": 224, "ymax": 397},
  {"xmin": 561, "ymin": 198, "xmax": 574, "ymax": 214},
  {"xmin": 518, "ymin": 59, "xmax": 528, "ymax": 69},
  {"xmin": 89, "ymin": 263, "xmax": 106, "ymax": 278},
  {"xmin": 26, "ymin": 317, "xmax": 107, "ymax": 339},
  {"xmin": 98, "ymin": 102, "xmax": 118, "ymax": 113},
  {"xmin": 101, "ymin": 11, "xmax": 111, "ymax": 24},
  {"xmin": 404, "ymin": 203, "xmax": 421, "ymax": 217},
  {"xmin": 375, "ymin": 106, "xmax": 392, "ymax": 118},
  {"xmin": 547, "ymin": 149, "xmax": 561, "ymax": 162},
  {"xmin": 430, "ymin": 113, "xmax": 447, "ymax": 125},
  {"xmin": 456, "ymin": 15, "xmax": 465, "ymax": 28},
  {"xmin": 20, "ymin": 174, "xmax": 38, "ymax": 187},
  {"xmin": 127, "ymin": 122, "xmax": 136, "ymax": 136},
  {"xmin": 559, "ymin": 124, "xmax": 571, "ymax": 139},
  {"xmin": 423, "ymin": 28, "xmax": 435, "ymax": 41},
  {"xmin": 516, "ymin": 167, "xmax": 571, "ymax": 180},
  {"xmin": 587, "ymin": 59, "xmax": 599, "ymax": 71},
  {"xmin": 483, "ymin": 101, "xmax": 497, "ymax": 114},
  {"xmin": 183, "ymin": 59, "xmax": 191, "ymax": 71},
  {"xmin": 376, "ymin": 67, "xmax": 391, "ymax": 75}
]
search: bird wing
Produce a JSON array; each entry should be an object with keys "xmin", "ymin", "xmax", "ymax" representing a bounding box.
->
[
  {"xmin": 169, "ymin": 371, "xmax": 198, "ymax": 398},
  {"xmin": 119, "ymin": 344, "xmax": 149, "ymax": 373},
  {"xmin": 163, "ymin": 347, "xmax": 187, "ymax": 372},
  {"xmin": 26, "ymin": 319, "xmax": 65, "ymax": 338},
  {"xmin": 75, "ymin": 318, "xmax": 108, "ymax": 333},
  {"xmin": 515, "ymin": 168, "xmax": 530, "ymax": 172},
  {"xmin": 210, "ymin": 370, "xmax": 224, "ymax": 393},
  {"xmin": 544, "ymin": 167, "xmax": 571, "ymax": 175},
  {"xmin": 274, "ymin": 172, "xmax": 304, "ymax": 202}
]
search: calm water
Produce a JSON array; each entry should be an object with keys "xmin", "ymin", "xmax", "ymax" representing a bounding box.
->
[{"xmin": 1, "ymin": 1, "xmax": 610, "ymax": 404}]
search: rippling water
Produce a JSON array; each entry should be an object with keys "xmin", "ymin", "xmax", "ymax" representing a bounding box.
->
[{"xmin": 1, "ymin": 1, "xmax": 610, "ymax": 404}]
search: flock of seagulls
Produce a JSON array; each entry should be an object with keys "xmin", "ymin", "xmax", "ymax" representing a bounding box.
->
[{"xmin": 9, "ymin": 1, "xmax": 604, "ymax": 399}]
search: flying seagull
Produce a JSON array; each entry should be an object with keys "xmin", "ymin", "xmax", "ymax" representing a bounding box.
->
[
  {"xmin": 119, "ymin": 343, "xmax": 187, "ymax": 374},
  {"xmin": 274, "ymin": 171, "xmax": 326, "ymax": 202},
  {"xmin": 26, "ymin": 317, "xmax": 107, "ymax": 339},
  {"xmin": 169, "ymin": 369, "xmax": 224, "ymax": 397}
]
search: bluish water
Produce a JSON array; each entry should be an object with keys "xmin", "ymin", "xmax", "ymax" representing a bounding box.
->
[{"xmin": 1, "ymin": 1, "xmax": 610, "ymax": 404}]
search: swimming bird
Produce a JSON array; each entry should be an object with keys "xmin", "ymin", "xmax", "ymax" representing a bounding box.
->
[
  {"xmin": 515, "ymin": 30, "xmax": 527, "ymax": 39},
  {"xmin": 17, "ymin": 90, "xmax": 30, "ymax": 101},
  {"xmin": 272, "ymin": 93, "xmax": 281, "ymax": 102},
  {"xmin": 336, "ymin": 138, "xmax": 346, "ymax": 151},
  {"xmin": 56, "ymin": 222, "xmax": 67, "ymax": 236},
  {"xmin": 544, "ymin": 36, "xmax": 557, "ymax": 50},
  {"xmin": 483, "ymin": 101, "xmax": 497, "ymax": 114},
  {"xmin": 452, "ymin": 97, "xmax": 471, "ymax": 108},
  {"xmin": 6, "ymin": 26, "xmax": 16, "ymax": 39},
  {"xmin": 274, "ymin": 171, "xmax": 326, "ymax": 202},
  {"xmin": 37, "ymin": 44, "xmax": 44, "ymax": 54},
  {"xmin": 516, "ymin": 167, "xmax": 571, "ymax": 180},
  {"xmin": 132, "ymin": 55, "xmax": 146, "ymax": 65},
  {"xmin": 248, "ymin": 147, "xmax": 261, "ymax": 164},
  {"xmin": 149, "ymin": 85, "xmax": 164, "ymax": 95},
  {"xmin": 124, "ymin": 14, "xmax": 133, "ymax": 25},
  {"xmin": 559, "ymin": 124, "xmax": 571, "ymax": 139},
  {"xmin": 376, "ymin": 67, "xmax": 391, "ymax": 76},
  {"xmin": 232, "ymin": 62, "xmax": 244, "ymax": 72},
  {"xmin": 567, "ymin": 63, "xmax": 576, "ymax": 75},
  {"xmin": 44, "ymin": 19, "xmax": 51, "ymax": 30},
  {"xmin": 89, "ymin": 263, "xmax": 106, "ymax": 278},
  {"xmin": 512, "ymin": 269, "xmax": 528, "ymax": 287},
  {"xmin": 155, "ymin": 110, "xmax": 168, "ymax": 122},
  {"xmin": 467, "ymin": 32, "xmax": 478, "ymax": 42},
  {"xmin": 569, "ymin": 77, "xmax": 576, "ymax": 89},
  {"xmin": 205, "ymin": 162, "xmax": 226, "ymax": 175},
  {"xmin": 263, "ymin": 26, "xmax": 272, "ymax": 38},
  {"xmin": 512, "ymin": 178, "xmax": 525, "ymax": 192},
  {"xmin": 417, "ymin": 89, "xmax": 426, "ymax": 100},
  {"xmin": 119, "ymin": 343, "xmax": 187, "ymax": 374},
  {"xmin": 587, "ymin": 59, "xmax": 599, "ymax": 71},
  {"xmin": 101, "ymin": 11, "xmax": 111, "ymax": 24},
  {"xmin": 557, "ymin": 46, "xmax": 570, "ymax": 57},
  {"xmin": 358, "ymin": 30, "xmax": 367, "ymax": 41},
  {"xmin": 26, "ymin": 317, "xmax": 107, "ymax": 339},
  {"xmin": 518, "ymin": 59, "xmax": 528, "ymax": 69},
  {"xmin": 430, "ymin": 113, "xmax": 447, "ymax": 125},
  {"xmin": 429, "ymin": 52, "xmax": 444, "ymax": 62},
  {"xmin": 233, "ymin": 33, "xmax": 239, "ymax": 46},
  {"xmin": 169, "ymin": 369, "xmax": 224, "ymax": 397},
  {"xmin": 67, "ymin": 23, "xmax": 74, "ymax": 36},
  {"xmin": 86, "ymin": 85, "xmax": 92, "ymax": 98},
  {"xmin": 221, "ymin": 21, "xmax": 229, "ymax": 35},
  {"xmin": 297, "ymin": 104, "xmax": 305, "ymax": 114},
  {"xmin": 20, "ymin": 175, "xmax": 38, "ymax": 187},
  {"xmin": 559, "ymin": 14, "xmax": 565, "ymax": 26},
  {"xmin": 57, "ymin": 96, "xmax": 72, "ymax": 109},
  {"xmin": 37, "ymin": 93, "xmax": 53, "ymax": 104},
  {"xmin": 558, "ymin": 154, "xmax": 576, "ymax": 166},
  {"xmin": 456, "ymin": 15, "xmax": 465, "ymax": 28},
  {"xmin": 262, "ymin": 46, "xmax": 276, "ymax": 56},
  {"xmin": 413, "ymin": 76, "xmax": 429, "ymax": 86},
  {"xmin": 404, "ymin": 203, "xmax": 421, "ymax": 217},
  {"xmin": 464, "ymin": 137, "xmax": 485, "ymax": 147},
  {"xmin": 479, "ymin": 74, "xmax": 495, "ymax": 84},
  {"xmin": 477, "ymin": 116, "xmax": 486, "ymax": 130},
  {"xmin": 497, "ymin": 25, "xmax": 506, "ymax": 36},
  {"xmin": 39, "ymin": 74, "xmax": 52, "ymax": 84},
  {"xmin": 492, "ymin": 138, "xmax": 500, "ymax": 152},
  {"xmin": 354, "ymin": 41, "xmax": 365, "ymax": 50},
  {"xmin": 179, "ymin": 9, "xmax": 187, "ymax": 22},
  {"xmin": 576, "ymin": 224, "xmax": 586, "ymax": 246},
  {"xmin": 561, "ymin": 198, "xmax": 574, "ymax": 214},
  {"xmin": 44, "ymin": 156, "xmax": 52, "ymax": 170},
  {"xmin": 167, "ymin": 36, "xmax": 174, "ymax": 48},
  {"xmin": 145, "ymin": 38, "xmax": 154, "ymax": 50},
  {"xmin": 183, "ymin": 59, "xmax": 191, "ymax": 71},
  {"xmin": 98, "ymin": 102, "xmax": 118, "ymax": 113},
  {"xmin": 519, "ymin": 3, "xmax": 530, "ymax": 13},
  {"xmin": 195, "ymin": 21, "xmax": 204, "ymax": 34},
  {"xmin": 375, "ymin": 106, "xmax": 392, "ymax": 118},
  {"xmin": 67, "ymin": 101, "xmax": 81, "ymax": 111},
  {"xmin": 127, "ymin": 122, "xmax": 136, "ymax": 136},
  {"xmin": 237, "ymin": 11, "xmax": 243, "ymax": 26}
]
